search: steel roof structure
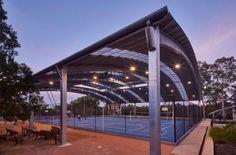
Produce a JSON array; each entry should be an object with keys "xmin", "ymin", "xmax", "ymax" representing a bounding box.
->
[{"xmin": 34, "ymin": 6, "xmax": 201, "ymax": 103}]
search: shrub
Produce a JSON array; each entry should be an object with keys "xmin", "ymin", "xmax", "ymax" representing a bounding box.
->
[
  {"xmin": 210, "ymin": 123, "xmax": 236, "ymax": 144},
  {"xmin": 210, "ymin": 127, "xmax": 228, "ymax": 144},
  {"xmin": 225, "ymin": 123, "xmax": 236, "ymax": 143}
]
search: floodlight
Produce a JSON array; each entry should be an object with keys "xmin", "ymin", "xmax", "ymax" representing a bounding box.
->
[
  {"xmin": 49, "ymin": 81, "xmax": 54, "ymax": 85},
  {"xmin": 175, "ymin": 64, "xmax": 181, "ymax": 69},
  {"xmin": 93, "ymin": 76, "xmax": 98, "ymax": 80},
  {"xmin": 130, "ymin": 66, "xmax": 136, "ymax": 71}
]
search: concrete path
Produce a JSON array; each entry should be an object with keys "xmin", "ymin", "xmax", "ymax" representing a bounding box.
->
[
  {"xmin": 201, "ymin": 122, "xmax": 214, "ymax": 155},
  {"xmin": 171, "ymin": 120, "xmax": 211, "ymax": 155}
]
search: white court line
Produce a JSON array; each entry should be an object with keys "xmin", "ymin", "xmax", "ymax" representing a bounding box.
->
[{"xmin": 161, "ymin": 121, "xmax": 183, "ymax": 137}]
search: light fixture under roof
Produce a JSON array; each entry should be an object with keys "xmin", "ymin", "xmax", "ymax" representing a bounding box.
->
[
  {"xmin": 170, "ymin": 89, "xmax": 174, "ymax": 93},
  {"xmin": 109, "ymin": 77, "xmax": 114, "ymax": 82},
  {"xmin": 192, "ymin": 94, "xmax": 195, "ymax": 98},
  {"xmin": 145, "ymin": 70, "xmax": 149, "ymax": 75},
  {"xmin": 145, "ymin": 92, "xmax": 148, "ymax": 94},
  {"xmin": 174, "ymin": 64, "xmax": 181, "ymax": 69},
  {"xmin": 166, "ymin": 84, "xmax": 170, "ymax": 87},
  {"xmin": 93, "ymin": 76, "xmax": 98, "ymax": 80},
  {"xmin": 130, "ymin": 66, "xmax": 136, "ymax": 71},
  {"xmin": 125, "ymin": 76, "xmax": 129, "ymax": 80},
  {"xmin": 187, "ymin": 81, "xmax": 192, "ymax": 85},
  {"xmin": 49, "ymin": 81, "xmax": 54, "ymax": 85},
  {"xmin": 139, "ymin": 88, "xmax": 142, "ymax": 90}
]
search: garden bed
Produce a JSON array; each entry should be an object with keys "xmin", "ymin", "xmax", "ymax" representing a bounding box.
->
[
  {"xmin": 210, "ymin": 123, "xmax": 236, "ymax": 155},
  {"xmin": 215, "ymin": 144, "xmax": 236, "ymax": 155}
]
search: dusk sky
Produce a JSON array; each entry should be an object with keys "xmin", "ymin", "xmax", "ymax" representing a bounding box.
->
[{"xmin": 3, "ymin": 0, "xmax": 236, "ymax": 104}]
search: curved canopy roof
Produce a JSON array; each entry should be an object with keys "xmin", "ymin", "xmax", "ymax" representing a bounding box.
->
[{"xmin": 34, "ymin": 6, "xmax": 201, "ymax": 103}]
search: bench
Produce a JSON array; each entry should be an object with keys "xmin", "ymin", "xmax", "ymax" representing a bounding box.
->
[
  {"xmin": 0, "ymin": 133, "xmax": 7, "ymax": 141},
  {"xmin": 14, "ymin": 134, "xmax": 24, "ymax": 145},
  {"xmin": 37, "ymin": 126, "xmax": 61, "ymax": 144},
  {"xmin": 6, "ymin": 128, "xmax": 25, "ymax": 145},
  {"xmin": 50, "ymin": 126, "xmax": 60, "ymax": 144}
]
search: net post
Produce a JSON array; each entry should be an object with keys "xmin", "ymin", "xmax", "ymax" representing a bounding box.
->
[
  {"xmin": 183, "ymin": 101, "xmax": 185, "ymax": 133},
  {"xmin": 173, "ymin": 98, "xmax": 176, "ymax": 143},
  {"xmin": 102, "ymin": 107, "xmax": 105, "ymax": 131}
]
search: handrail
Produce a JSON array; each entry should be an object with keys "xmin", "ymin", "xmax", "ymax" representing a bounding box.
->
[{"xmin": 208, "ymin": 106, "xmax": 236, "ymax": 115}]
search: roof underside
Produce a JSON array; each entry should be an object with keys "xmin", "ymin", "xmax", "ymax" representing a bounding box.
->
[{"xmin": 34, "ymin": 6, "xmax": 201, "ymax": 103}]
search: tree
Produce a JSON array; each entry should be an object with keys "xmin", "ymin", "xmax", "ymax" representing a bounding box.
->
[
  {"xmin": 0, "ymin": 0, "xmax": 45, "ymax": 122},
  {"xmin": 198, "ymin": 61, "xmax": 212, "ymax": 102},
  {"xmin": 0, "ymin": 0, "xmax": 20, "ymax": 115},
  {"xmin": 199, "ymin": 57, "xmax": 236, "ymax": 119},
  {"xmin": 210, "ymin": 57, "xmax": 236, "ymax": 103},
  {"xmin": 68, "ymin": 96, "xmax": 99, "ymax": 117}
]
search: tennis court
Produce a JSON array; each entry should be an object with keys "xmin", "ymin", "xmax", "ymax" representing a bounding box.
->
[{"xmin": 36, "ymin": 116, "xmax": 192, "ymax": 143}]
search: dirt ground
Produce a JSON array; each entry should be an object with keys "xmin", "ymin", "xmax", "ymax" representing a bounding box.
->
[{"xmin": 0, "ymin": 121, "xmax": 175, "ymax": 155}]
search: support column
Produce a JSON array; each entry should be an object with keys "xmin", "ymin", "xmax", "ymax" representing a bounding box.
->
[
  {"xmin": 146, "ymin": 25, "xmax": 161, "ymax": 155},
  {"xmin": 60, "ymin": 66, "xmax": 68, "ymax": 145}
]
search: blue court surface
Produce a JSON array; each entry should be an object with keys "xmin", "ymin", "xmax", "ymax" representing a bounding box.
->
[{"xmin": 36, "ymin": 116, "xmax": 192, "ymax": 143}]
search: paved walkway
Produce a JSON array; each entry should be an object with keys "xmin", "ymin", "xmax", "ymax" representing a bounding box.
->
[
  {"xmin": 0, "ymin": 121, "xmax": 175, "ymax": 155},
  {"xmin": 54, "ymin": 125, "xmax": 175, "ymax": 155},
  {"xmin": 1, "ymin": 120, "xmax": 215, "ymax": 155},
  {"xmin": 171, "ymin": 120, "xmax": 211, "ymax": 155},
  {"xmin": 201, "ymin": 122, "xmax": 214, "ymax": 155}
]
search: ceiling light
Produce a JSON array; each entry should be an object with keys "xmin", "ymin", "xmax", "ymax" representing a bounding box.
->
[
  {"xmin": 192, "ymin": 95, "xmax": 195, "ymax": 98},
  {"xmin": 170, "ymin": 89, "xmax": 174, "ymax": 93},
  {"xmin": 130, "ymin": 66, "xmax": 136, "ymax": 71},
  {"xmin": 187, "ymin": 81, "xmax": 192, "ymax": 85},
  {"xmin": 49, "ymin": 81, "xmax": 54, "ymax": 85},
  {"xmin": 175, "ymin": 64, "xmax": 181, "ymax": 69},
  {"xmin": 125, "ymin": 76, "xmax": 129, "ymax": 79},
  {"xmin": 145, "ymin": 71, "xmax": 149, "ymax": 75},
  {"xmin": 166, "ymin": 84, "xmax": 170, "ymax": 87},
  {"xmin": 139, "ymin": 88, "xmax": 142, "ymax": 90},
  {"xmin": 93, "ymin": 76, "xmax": 98, "ymax": 80},
  {"xmin": 145, "ymin": 92, "xmax": 148, "ymax": 94}
]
